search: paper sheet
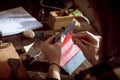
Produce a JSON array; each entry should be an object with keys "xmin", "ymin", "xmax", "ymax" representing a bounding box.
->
[{"xmin": 0, "ymin": 7, "xmax": 43, "ymax": 36}]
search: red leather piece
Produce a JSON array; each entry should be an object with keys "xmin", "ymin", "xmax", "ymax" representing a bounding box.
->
[{"xmin": 60, "ymin": 33, "xmax": 80, "ymax": 67}]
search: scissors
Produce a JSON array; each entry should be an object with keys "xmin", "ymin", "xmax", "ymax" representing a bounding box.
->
[{"xmin": 54, "ymin": 21, "xmax": 76, "ymax": 42}]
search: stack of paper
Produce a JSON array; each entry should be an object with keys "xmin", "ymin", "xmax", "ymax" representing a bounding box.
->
[{"xmin": 0, "ymin": 7, "xmax": 43, "ymax": 36}]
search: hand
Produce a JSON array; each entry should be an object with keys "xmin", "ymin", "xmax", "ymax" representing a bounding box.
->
[
  {"xmin": 72, "ymin": 31, "xmax": 99, "ymax": 65},
  {"xmin": 40, "ymin": 34, "xmax": 65, "ymax": 65}
]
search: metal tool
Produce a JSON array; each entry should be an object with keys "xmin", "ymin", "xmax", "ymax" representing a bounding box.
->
[
  {"xmin": 28, "ymin": 51, "xmax": 42, "ymax": 65},
  {"xmin": 54, "ymin": 21, "xmax": 76, "ymax": 42},
  {"xmin": 8, "ymin": 58, "xmax": 20, "ymax": 80},
  {"xmin": 16, "ymin": 42, "xmax": 35, "ymax": 54}
]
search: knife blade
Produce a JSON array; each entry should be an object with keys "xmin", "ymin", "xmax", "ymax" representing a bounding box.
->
[{"xmin": 54, "ymin": 21, "xmax": 75, "ymax": 42}]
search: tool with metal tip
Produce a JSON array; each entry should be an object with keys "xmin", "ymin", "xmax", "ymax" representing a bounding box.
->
[{"xmin": 54, "ymin": 21, "xmax": 76, "ymax": 42}]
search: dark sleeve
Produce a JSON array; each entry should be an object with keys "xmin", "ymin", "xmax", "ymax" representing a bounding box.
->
[
  {"xmin": 47, "ymin": 78, "xmax": 58, "ymax": 80},
  {"xmin": 74, "ymin": 62, "xmax": 119, "ymax": 80}
]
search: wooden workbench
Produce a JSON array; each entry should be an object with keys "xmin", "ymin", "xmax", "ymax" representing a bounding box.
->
[{"xmin": 2, "ymin": 26, "xmax": 93, "ymax": 80}]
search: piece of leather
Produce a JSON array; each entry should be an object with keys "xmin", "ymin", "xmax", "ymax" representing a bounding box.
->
[
  {"xmin": 60, "ymin": 33, "xmax": 80, "ymax": 67},
  {"xmin": 60, "ymin": 33, "xmax": 86, "ymax": 74}
]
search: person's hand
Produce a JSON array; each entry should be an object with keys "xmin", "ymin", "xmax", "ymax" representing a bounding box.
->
[
  {"xmin": 40, "ymin": 34, "xmax": 65, "ymax": 80},
  {"xmin": 40, "ymin": 34, "xmax": 65, "ymax": 65},
  {"xmin": 72, "ymin": 31, "xmax": 99, "ymax": 65}
]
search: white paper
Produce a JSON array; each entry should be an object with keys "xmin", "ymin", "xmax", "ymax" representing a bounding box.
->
[{"xmin": 0, "ymin": 7, "xmax": 43, "ymax": 36}]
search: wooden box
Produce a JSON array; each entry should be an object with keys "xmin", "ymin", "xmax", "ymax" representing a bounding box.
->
[{"xmin": 48, "ymin": 11, "xmax": 74, "ymax": 30}]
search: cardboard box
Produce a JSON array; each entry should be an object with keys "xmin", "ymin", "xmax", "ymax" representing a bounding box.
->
[{"xmin": 48, "ymin": 11, "xmax": 74, "ymax": 30}]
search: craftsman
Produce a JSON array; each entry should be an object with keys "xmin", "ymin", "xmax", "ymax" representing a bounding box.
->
[{"xmin": 40, "ymin": 0, "xmax": 120, "ymax": 80}]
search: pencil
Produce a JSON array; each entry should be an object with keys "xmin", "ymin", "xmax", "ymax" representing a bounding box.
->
[
  {"xmin": 81, "ymin": 39, "xmax": 99, "ymax": 49},
  {"xmin": 70, "ymin": 32, "xmax": 99, "ymax": 49}
]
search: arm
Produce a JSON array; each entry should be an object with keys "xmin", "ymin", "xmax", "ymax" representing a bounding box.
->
[
  {"xmin": 48, "ymin": 64, "xmax": 60, "ymax": 80},
  {"xmin": 40, "ymin": 34, "xmax": 65, "ymax": 80}
]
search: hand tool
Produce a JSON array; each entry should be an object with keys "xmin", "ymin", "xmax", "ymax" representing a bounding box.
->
[
  {"xmin": 54, "ymin": 21, "xmax": 76, "ymax": 42},
  {"xmin": 28, "ymin": 51, "xmax": 42, "ymax": 65},
  {"xmin": 16, "ymin": 42, "xmax": 35, "ymax": 54}
]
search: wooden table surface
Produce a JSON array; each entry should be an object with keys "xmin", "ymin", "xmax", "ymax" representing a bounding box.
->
[
  {"xmin": 1, "ymin": 24, "xmax": 94, "ymax": 80},
  {"xmin": 2, "ymin": 27, "xmax": 70, "ymax": 75}
]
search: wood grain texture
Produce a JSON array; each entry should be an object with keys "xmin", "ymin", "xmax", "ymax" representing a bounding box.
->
[{"xmin": 0, "ymin": 42, "xmax": 29, "ymax": 79}]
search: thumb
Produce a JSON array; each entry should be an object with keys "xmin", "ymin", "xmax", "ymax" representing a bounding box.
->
[
  {"xmin": 45, "ymin": 35, "xmax": 56, "ymax": 43},
  {"xmin": 54, "ymin": 34, "xmax": 65, "ymax": 48}
]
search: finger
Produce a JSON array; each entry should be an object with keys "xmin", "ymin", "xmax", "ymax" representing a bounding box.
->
[
  {"xmin": 41, "ymin": 42, "xmax": 53, "ymax": 55},
  {"xmin": 53, "ymin": 34, "xmax": 65, "ymax": 48},
  {"xmin": 84, "ymin": 31, "xmax": 99, "ymax": 45},
  {"xmin": 72, "ymin": 33, "xmax": 77, "ymax": 38},
  {"xmin": 76, "ymin": 31, "xmax": 90, "ymax": 38},
  {"xmin": 75, "ymin": 31, "xmax": 98, "ymax": 45},
  {"xmin": 60, "ymin": 34, "xmax": 65, "ymax": 43},
  {"xmin": 54, "ymin": 41, "xmax": 62, "ymax": 48},
  {"xmin": 72, "ymin": 32, "xmax": 87, "ymax": 38},
  {"xmin": 45, "ymin": 35, "xmax": 56, "ymax": 43},
  {"xmin": 39, "ymin": 42, "xmax": 46, "ymax": 51}
]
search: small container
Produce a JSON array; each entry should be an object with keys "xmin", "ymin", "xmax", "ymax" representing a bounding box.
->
[{"xmin": 48, "ymin": 11, "xmax": 74, "ymax": 30}]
